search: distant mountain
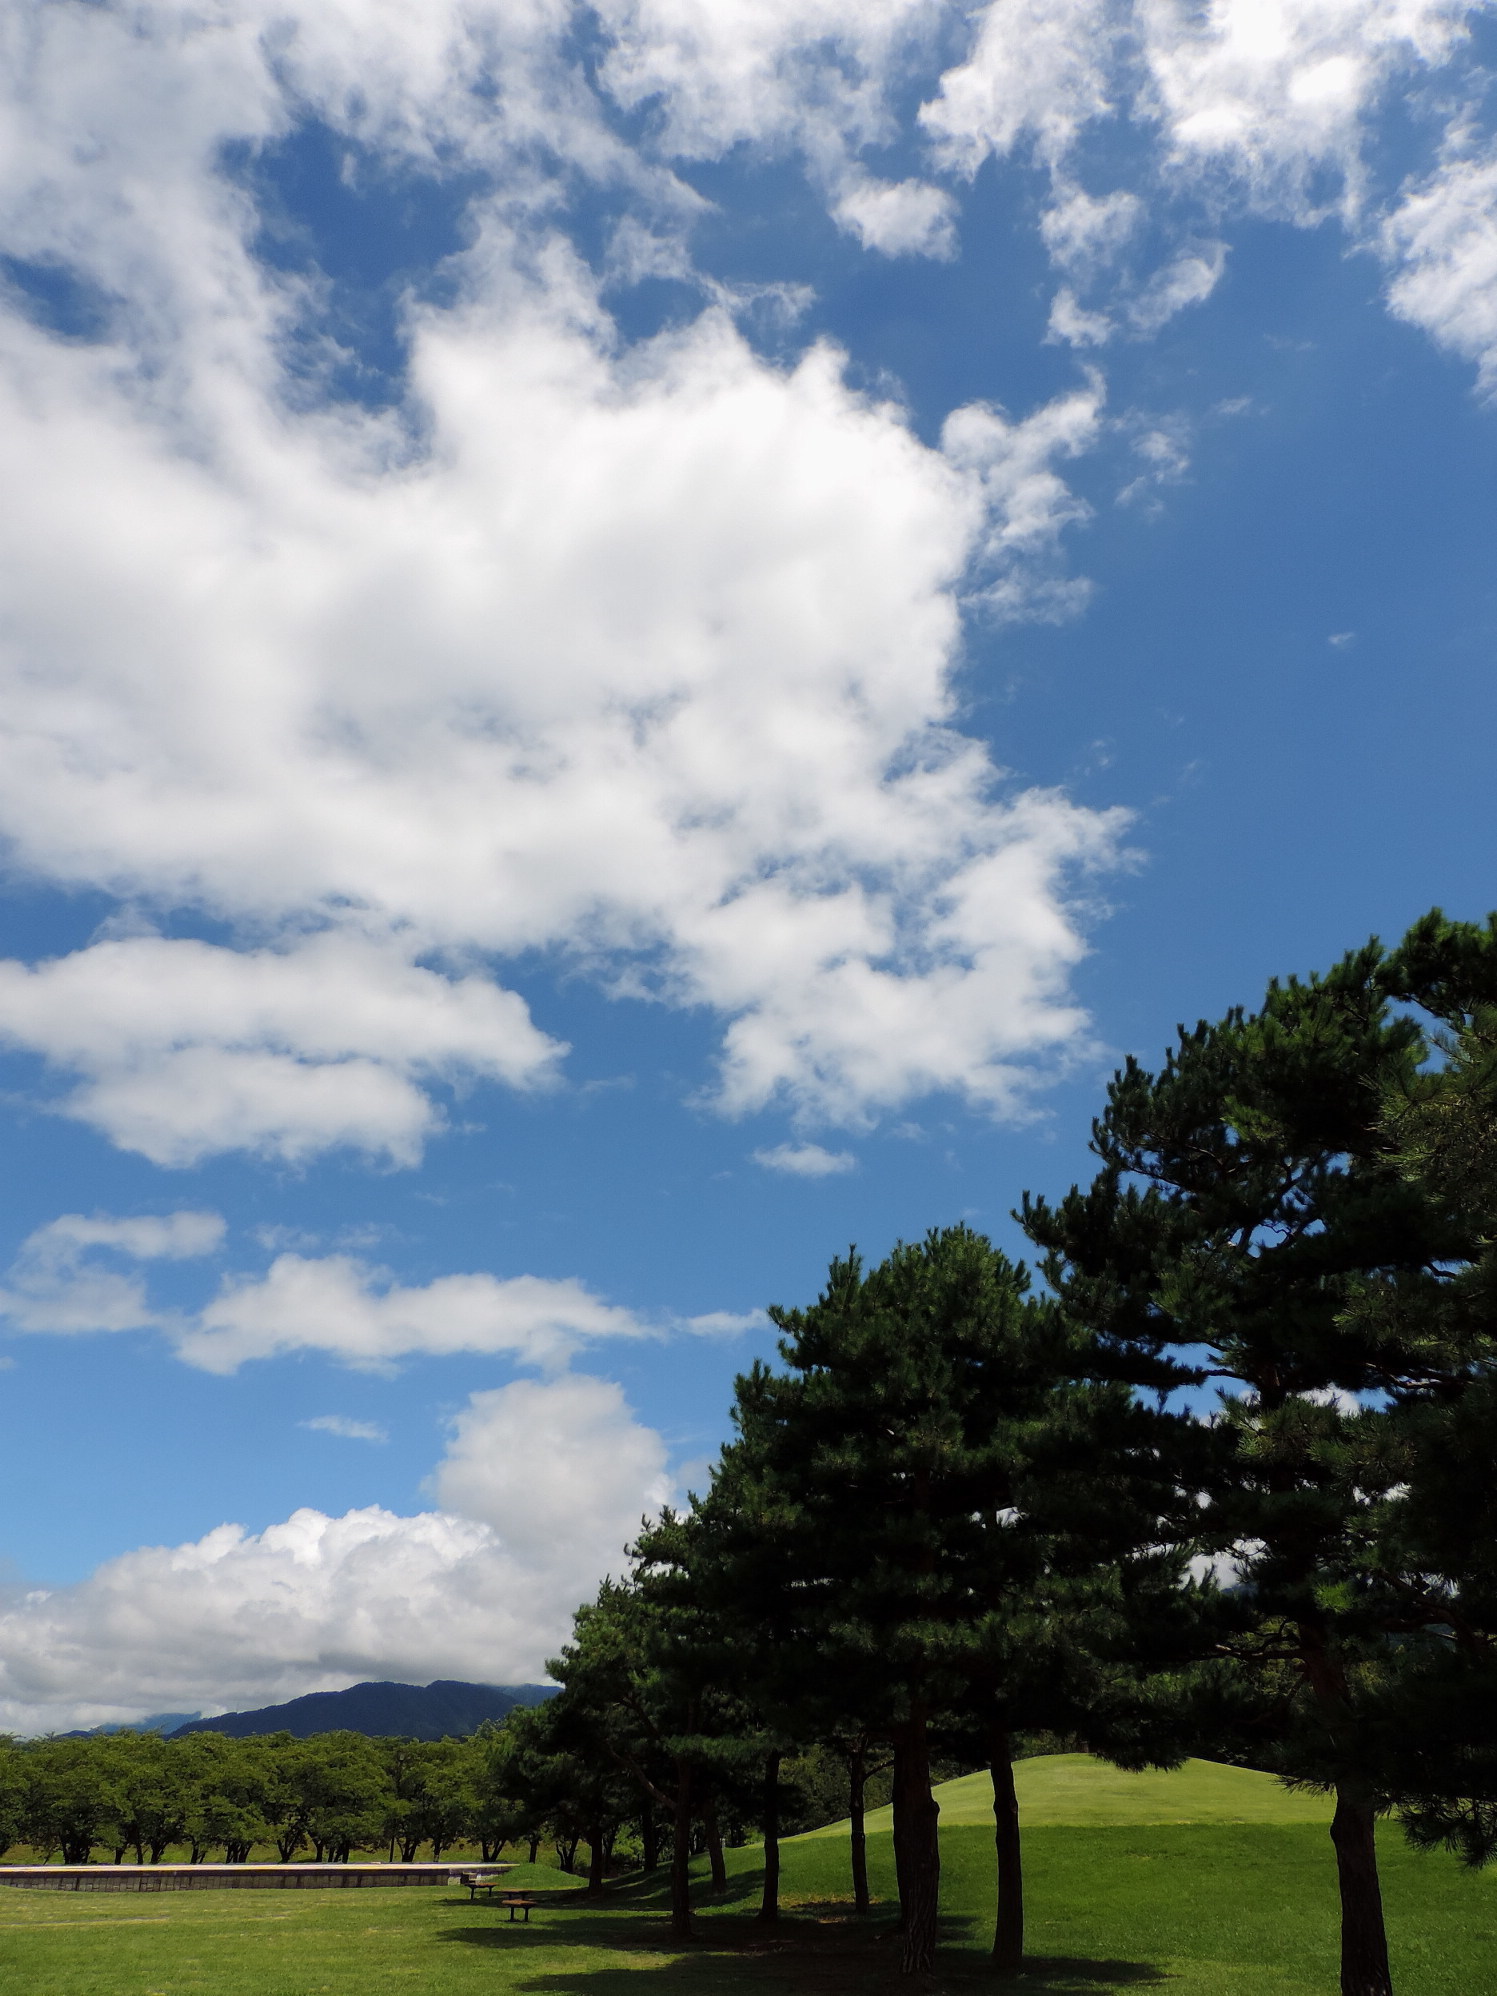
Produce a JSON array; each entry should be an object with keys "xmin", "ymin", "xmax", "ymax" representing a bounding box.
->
[
  {"xmin": 59, "ymin": 1712, "xmax": 203, "ymax": 1739},
  {"xmin": 167, "ymin": 1679, "xmax": 556, "ymax": 1741}
]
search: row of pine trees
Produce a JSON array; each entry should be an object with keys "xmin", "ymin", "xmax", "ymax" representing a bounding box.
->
[{"xmin": 533, "ymin": 909, "xmax": 1497, "ymax": 1996}]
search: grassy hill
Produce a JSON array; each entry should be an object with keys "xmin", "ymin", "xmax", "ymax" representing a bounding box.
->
[{"xmin": 798, "ymin": 1752, "xmax": 1336, "ymax": 1836}]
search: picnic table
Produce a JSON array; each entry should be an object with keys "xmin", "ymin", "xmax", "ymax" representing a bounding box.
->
[
  {"xmin": 457, "ymin": 1872, "xmax": 537, "ymax": 1921},
  {"xmin": 456, "ymin": 1871, "xmax": 507, "ymax": 1902}
]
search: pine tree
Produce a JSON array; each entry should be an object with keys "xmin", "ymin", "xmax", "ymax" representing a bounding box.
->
[
  {"xmin": 700, "ymin": 1224, "xmax": 1147, "ymax": 1974},
  {"xmin": 1021, "ymin": 934, "xmax": 1470, "ymax": 1996}
]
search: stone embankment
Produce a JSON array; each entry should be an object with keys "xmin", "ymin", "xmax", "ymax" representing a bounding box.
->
[{"xmin": 0, "ymin": 1863, "xmax": 505, "ymax": 1892}]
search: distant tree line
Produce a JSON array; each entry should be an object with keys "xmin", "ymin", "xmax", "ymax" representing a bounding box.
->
[
  {"xmin": 529, "ymin": 909, "xmax": 1497, "ymax": 1996},
  {"xmin": 0, "ymin": 1717, "xmax": 961, "ymax": 1874},
  {"xmin": 0, "ymin": 1726, "xmax": 530, "ymax": 1868}
]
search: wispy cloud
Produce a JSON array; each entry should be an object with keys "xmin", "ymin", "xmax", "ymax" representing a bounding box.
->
[
  {"xmin": 753, "ymin": 1143, "xmax": 857, "ymax": 1177},
  {"xmin": 301, "ymin": 1415, "xmax": 388, "ymax": 1444}
]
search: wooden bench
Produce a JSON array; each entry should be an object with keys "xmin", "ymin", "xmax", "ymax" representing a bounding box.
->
[
  {"xmin": 456, "ymin": 1872, "xmax": 508, "ymax": 1903},
  {"xmin": 498, "ymin": 1892, "xmax": 536, "ymax": 1923}
]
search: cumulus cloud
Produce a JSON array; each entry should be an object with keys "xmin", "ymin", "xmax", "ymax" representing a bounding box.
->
[
  {"xmin": 922, "ymin": 1, "xmax": 1493, "ymax": 375},
  {"xmin": 0, "ymin": 1211, "xmax": 651, "ymax": 1372},
  {"xmin": 1, "ymin": 0, "xmax": 1492, "ymax": 1178},
  {"xmin": 920, "ymin": 0, "xmax": 1116, "ymax": 174},
  {"xmin": 0, "ymin": 1375, "xmax": 670, "ymax": 1733},
  {"xmin": 753, "ymin": 1141, "xmax": 857, "ymax": 1175},
  {"xmin": 0, "ymin": 0, "xmax": 1130, "ymax": 1151},
  {"xmin": 0, "ymin": 1210, "xmax": 223, "ymax": 1334},
  {"xmin": 0, "ymin": 937, "xmax": 562, "ymax": 1165},
  {"xmin": 832, "ymin": 174, "xmax": 959, "ymax": 258},
  {"xmin": 183, "ymin": 1257, "xmax": 648, "ymax": 1374},
  {"xmin": 428, "ymin": 1375, "xmax": 671, "ymax": 1564}
]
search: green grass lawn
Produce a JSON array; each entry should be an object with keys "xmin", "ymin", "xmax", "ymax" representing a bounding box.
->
[{"xmin": 2, "ymin": 1762, "xmax": 1492, "ymax": 1995}]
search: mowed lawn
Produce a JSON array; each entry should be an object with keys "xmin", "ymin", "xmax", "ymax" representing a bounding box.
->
[{"xmin": 2, "ymin": 1761, "xmax": 1494, "ymax": 1996}]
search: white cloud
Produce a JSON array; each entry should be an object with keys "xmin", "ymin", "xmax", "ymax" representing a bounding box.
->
[
  {"xmin": 919, "ymin": 0, "xmax": 1490, "ymax": 377},
  {"xmin": 0, "ymin": 1210, "xmax": 223, "ymax": 1335},
  {"xmin": 429, "ymin": 1375, "xmax": 671, "ymax": 1566},
  {"xmin": 676, "ymin": 1308, "xmax": 768, "ymax": 1336},
  {"xmin": 0, "ymin": 936, "xmax": 562, "ymax": 1165},
  {"xmin": 1140, "ymin": 0, "xmax": 1472, "ymax": 216},
  {"xmin": 0, "ymin": 167, "xmax": 1122, "ymax": 1144},
  {"xmin": 1040, "ymin": 186, "xmax": 1143, "ymax": 280},
  {"xmin": 1047, "ymin": 288, "xmax": 1115, "ymax": 348},
  {"xmin": 832, "ymin": 174, "xmax": 959, "ymax": 258},
  {"xmin": 183, "ymin": 1256, "xmax": 649, "ymax": 1375},
  {"xmin": 596, "ymin": 0, "xmax": 936, "ymax": 159},
  {"xmin": 753, "ymin": 1141, "xmax": 857, "ymax": 1175},
  {"xmin": 1126, "ymin": 242, "xmax": 1228, "ymax": 331},
  {"xmin": 0, "ymin": 1375, "xmax": 669, "ymax": 1733},
  {"xmin": 920, "ymin": 0, "xmax": 1116, "ymax": 174},
  {"xmin": 3, "ymin": 0, "xmax": 1491, "ymax": 1177},
  {"xmin": 1383, "ymin": 142, "xmax": 1497, "ymax": 394},
  {"xmin": 0, "ymin": 1213, "xmax": 651, "ymax": 1372},
  {"xmin": 302, "ymin": 1415, "xmax": 388, "ymax": 1442}
]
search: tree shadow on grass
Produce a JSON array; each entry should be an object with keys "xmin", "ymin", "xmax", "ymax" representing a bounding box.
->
[
  {"xmin": 1010, "ymin": 1960, "xmax": 1169, "ymax": 1989},
  {"xmin": 438, "ymin": 1898, "xmax": 1167, "ymax": 1993}
]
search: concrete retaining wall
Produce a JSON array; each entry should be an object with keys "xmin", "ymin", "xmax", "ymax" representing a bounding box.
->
[{"xmin": 0, "ymin": 1863, "xmax": 508, "ymax": 1892}]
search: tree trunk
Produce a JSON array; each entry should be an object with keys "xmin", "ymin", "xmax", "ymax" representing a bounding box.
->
[
  {"xmin": 641, "ymin": 1807, "xmax": 659, "ymax": 1873},
  {"xmin": 703, "ymin": 1798, "xmax": 727, "ymax": 1891},
  {"xmin": 670, "ymin": 1759, "xmax": 695, "ymax": 1940},
  {"xmin": 528, "ymin": 1833, "xmax": 541, "ymax": 1864},
  {"xmin": 758, "ymin": 1751, "xmax": 781, "ymax": 1923},
  {"xmin": 586, "ymin": 1820, "xmax": 607, "ymax": 1897},
  {"xmin": 990, "ymin": 1730, "xmax": 1024, "ymax": 1977},
  {"xmin": 1331, "ymin": 1785, "xmax": 1393, "ymax": 1996},
  {"xmin": 848, "ymin": 1743, "xmax": 872, "ymax": 1915},
  {"xmin": 893, "ymin": 1711, "xmax": 941, "ymax": 1974}
]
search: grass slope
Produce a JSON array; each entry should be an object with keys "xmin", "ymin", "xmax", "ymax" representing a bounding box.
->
[
  {"xmin": 2, "ymin": 1819, "xmax": 1492, "ymax": 1995},
  {"xmin": 799, "ymin": 1754, "xmax": 1336, "ymax": 1837}
]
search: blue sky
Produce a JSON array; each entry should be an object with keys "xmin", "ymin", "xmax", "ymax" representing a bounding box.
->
[{"xmin": 0, "ymin": 0, "xmax": 1495, "ymax": 1731}]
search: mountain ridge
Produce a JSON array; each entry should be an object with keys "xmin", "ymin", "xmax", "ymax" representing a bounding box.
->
[{"xmin": 163, "ymin": 1678, "xmax": 555, "ymax": 1741}]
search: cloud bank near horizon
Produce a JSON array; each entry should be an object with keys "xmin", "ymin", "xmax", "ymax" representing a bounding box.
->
[{"xmin": 0, "ymin": 1374, "xmax": 671, "ymax": 1735}]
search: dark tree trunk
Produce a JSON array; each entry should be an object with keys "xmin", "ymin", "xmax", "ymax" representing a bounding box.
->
[
  {"xmin": 641, "ymin": 1807, "xmax": 659, "ymax": 1873},
  {"xmin": 1331, "ymin": 1785, "xmax": 1393, "ymax": 1996},
  {"xmin": 586, "ymin": 1820, "xmax": 607, "ymax": 1897},
  {"xmin": 758, "ymin": 1751, "xmax": 781, "ymax": 1923},
  {"xmin": 990, "ymin": 1730, "xmax": 1023, "ymax": 1977},
  {"xmin": 703, "ymin": 1798, "xmax": 727, "ymax": 1891},
  {"xmin": 670, "ymin": 1759, "xmax": 695, "ymax": 1939},
  {"xmin": 848, "ymin": 1744, "xmax": 871, "ymax": 1915},
  {"xmin": 528, "ymin": 1833, "xmax": 542, "ymax": 1864},
  {"xmin": 892, "ymin": 1710, "xmax": 941, "ymax": 1974}
]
